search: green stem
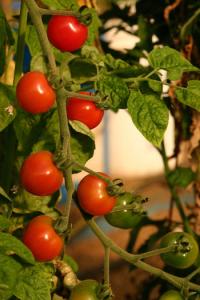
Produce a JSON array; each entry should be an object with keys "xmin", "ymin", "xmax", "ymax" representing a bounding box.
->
[
  {"xmin": 24, "ymin": 0, "xmax": 74, "ymax": 227},
  {"xmin": 24, "ymin": 0, "xmax": 57, "ymax": 74},
  {"xmin": 87, "ymin": 218, "xmax": 200, "ymax": 292},
  {"xmin": 13, "ymin": 1, "xmax": 28, "ymax": 86},
  {"xmin": 180, "ymin": 8, "xmax": 200, "ymax": 41},
  {"xmin": 104, "ymin": 247, "xmax": 110, "ymax": 286},
  {"xmin": 66, "ymin": 91, "xmax": 100, "ymax": 102},
  {"xmin": 186, "ymin": 267, "xmax": 200, "ymax": 281},
  {"xmin": 159, "ymin": 141, "xmax": 193, "ymax": 234},
  {"xmin": 39, "ymin": 8, "xmax": 81, "ymax": 17},
  {"xmin": 72, "ymin": 161, "xmax": 112, "ymax": 184},
  {"xmin": 1, "ymin": 0, "xmax": 28, "ymax": 193}
]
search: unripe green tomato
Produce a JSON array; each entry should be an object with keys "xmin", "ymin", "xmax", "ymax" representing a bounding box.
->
[
  {"xmin": 159, "ymin": 290, "xmax": 183, "ymax": 300},
  {"xmin": 69, "ymin": 280, "xmax": 99, "ymax": 300},
  {"xmin": 160, "ymin": 232, "xmax": 199, "ymax": 269},
  {"xmin": 105, "ymin": 192, "xmax": 143, "ymax": 229}
]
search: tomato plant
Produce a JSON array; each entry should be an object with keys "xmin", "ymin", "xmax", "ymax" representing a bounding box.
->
[
  {"xmin": 20, "ymin": 151, "xmax": 63, "ymax": 196},
  {"xmin": 47, "ymin": 16, "xmax": 88, "ymax": 52},
  {"xmin": 16, "ymin": 71, "xmax": 56, "ymax": 114},
  {"xmin": 67, "ymin": 92, "xmax": 104, "ymax": 129},
  {"xmin": 69, "ymin": 280, "xmax": 99, "ymax": 300},
  {"xmin": 160, "ymin": 232, "xmax": 199, "ymax": 269},
  {"xmin": 159, "ymin": 290, "xmax": 183, "ymax": 300},
  {"xmin": 77, "ymin": 173, "xmax": 116, "ymax": 216},
  {"xmin": 105, "ymin": 192, "xmax": 143, "ymax": 229},
  {"xmin": 23, "ymin": 215, "xmax": 64, "ymax": 261},
  {"xmin": 1, "ymin": 0, "xmax": 200, "ymax": 299}
]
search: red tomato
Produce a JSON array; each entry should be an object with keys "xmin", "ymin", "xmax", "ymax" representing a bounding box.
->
[
  {"xmin": 16, "ymin": 71, "xmax": 56, "ymax": 114},
  {"xmin": 47, "ymin": 16, "xmax": 88, "ymax": 52},
  {"xmin": 67, "ymin": 92, "xmax": 104, "ymax": 129},
  {"xmin": 20, "ymin": 151, "xmax": 63, "ymax": 196},
  {"xmin": 23, "ymin": 215, "xmax": 64, "ymax": 261},
  {"xmin": 77, "ymin": 173, "xmax": 116, "ymax": 216}
]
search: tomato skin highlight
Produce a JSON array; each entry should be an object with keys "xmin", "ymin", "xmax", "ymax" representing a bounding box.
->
[
  {"xmin": 23, "ymin": 215, "xmax": 64, "ymax": 262},
  {"xmin": 105, "ymin": 192, "xmax": 143, "ymax": 229},
  {"xmin": 47, "ymin": 16, "xmax": 88, "ymax": 52},
  {"xmin": 16, "ymin": 71, "xmax": 56, "ymax": 114},
  {"xmin": 67, "ymin": 92, "xmax": 104, "ymax": 129},
  {"xmin": 20, "ymin": 151, "xmax": 63, "ymax": 196},
  {"xmin": 159, "ymin": 290, "xmax": 183, "ymax": 300},
  {"xmin": 69, "ymin": 280, "xmax": 99, "ymax": 300},
  {"xmin": 160, "ymin": 232, "xmax": 199, "ymax": 269},
  {"xmin": 77, "ymin": 173, "xmax": 116, "ymax": 216}
]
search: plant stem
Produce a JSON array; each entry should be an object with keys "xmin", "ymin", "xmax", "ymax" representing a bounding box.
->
[
  {"xmin": 87, "ymin": 218, "xmax": 200, "ymax": 291},
  {"xmin": 13, "ymin": 1, "xmax": 28, "ymax": 86},
  {"xmin": 24, "ymin": 0, "xmax": 57, "ymax": 74},
  {"xmin": 66, "ymin": 91, "xmax": 101, "ymax": 102},
  {"xmin": 159, "ymin": 141, "xmax": 193, "ymax": 234},
  {"xmin": 24, "ymin": 0, "xmax": 74, "ymax": 227},
  {"xmin": 180, "ymin": 8, "xmax": 200, "ymax": 41},
  {"xmin": 104, "ymin": 247, "xmax": 110, "ymax": 286},
  {"xmin": 39, "ymin": 8, "xmax": 81, "ymax": 17},
  {"xmin": 1, "ymin": 1, "xmax": 28, "ymax": 193},
  {"xmin": 72, "ymin": 161, "xmax": 112, "ymax": 184}
]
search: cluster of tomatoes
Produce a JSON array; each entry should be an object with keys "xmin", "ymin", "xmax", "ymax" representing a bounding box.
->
[
  {"xmin": 16, "ymin": 13, "xmax": 200, "ymax": 300},
  {"xmin": 16, "ymin": 14, "xmax": 107, "ymax": 262}
]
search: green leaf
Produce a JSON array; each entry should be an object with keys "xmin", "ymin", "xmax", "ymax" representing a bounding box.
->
[
  {"xmin": 30, "ymin": 54, "xmax": 47, "ymax": 73},
  {"xmin": 69, "ymin": 120, "xmax": 94, "ymax": 141},
  {"xmin": 148, "ymin": 46, "xmax": 199, "ymax": 80},
  {"xmin": 14, "ymin": 111, "xmax": 43, "ymax": 155},
  {"xmin": 96, "ymin": 75, "xmax": 129, "ymax": 111},
  {"xmin": 0, "ymin": 232, "xmax": 35, "ymax": 264},
  {"xmin": 13, "ymin": 189, "xmax": 60, "ymax": 218},
  {"xmin": 41, "ymin": 0, "xmax": 78, "ymax": 10},
  {"xmin": 81, "ymin": 45, "xmax": 103, "ymax": 65},
  {"xmin": 104, "ymin": 53, "xmax": 129, "ymax": 70},
  {"xmin": 167, "ymin": 167, "xmax": 196, "ymax": 188},
  {"xmin": 70, "ymin": 127, "xmax": 95, "ymax": 173},
  {"xmin": 26, "ymin": 25, "xmax": 42, "ymax": 57},
  {"xmin": 0, "ymin": 215, "xmax": 11, "ymax": 231},
  {"xmin": 175, "ymin": 80, "xmax": 200, "ymax": 111},
  {"xmin": 0, "ymin": 254, "xmax": 22, "ymax": 300},
  {"xmin": 0, "ymin": 187, "xmax": 11, "ymax": 202},
  {"xmin": 82, "ymin": 8, "xmax": 101, "ymax": 46},
  {"xmin": 69, "ymin": 58, "xmax": 97, "ymax": 82},
  {"xmin": 127, "ymin": 90, "xmax": 169, "ymax": 146},
  {"xmin": 14, "ymin": 264, "xmax": 52, "ymax": 300},
  {"xmin": 32, "ymin": 109, "xmax": 60, "ymax": 153},
  {"xmin": 0, "ymin": 83, "xmax": 16, "ymax": 131}
]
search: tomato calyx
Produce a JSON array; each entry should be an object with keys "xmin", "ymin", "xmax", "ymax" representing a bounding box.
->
[
  {"xmin": 53, "ymin": 216, "xmax": 72, "ymax": 240},
  {"xmin": 97, "ymin": 283, "xmax": 114, "ymax": 300},
  {"xmin": 111, "ymin": 194, "xmax": 146, "ymax": 215},
  {"xmin": 106, "ymin": 178, "xmax": 125, "ymax": 197},
  {"xmin": 78, "ymin": 7, "xmax": 92, "ymax": 26},
  {"xmin": 173, "ymin": 235, "xmax": 192, "ymax": 255}
]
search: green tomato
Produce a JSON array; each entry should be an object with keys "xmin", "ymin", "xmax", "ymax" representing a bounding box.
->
[
  {"xmin": 160, "ymin": 232, "xmax": 199, "ymax": 269},
  {"xmin": 69, "ymin": 280, "xmax": 99, "ymax": 300},
  {"xmin": 159, "ymin": 290, "xmax": 183, "ymax": 300},
  {"xmin": 105, "ymin": 192, "xmax": 143, "ymax": 229}
]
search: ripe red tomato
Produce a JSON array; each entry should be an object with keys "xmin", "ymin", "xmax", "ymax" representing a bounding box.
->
[
  {"xmin": 67, "ymin": 92, "xmax": 104, "ymax": 129},
  {"xmin": 20, "ymin": 151, "xmax": 63, "ymax": 196},
  {"xmin": 47, "ymin": 16, "xmax": 88, "ymax": 52},
  {"xmin": 16, "ymin": 71, "xmax": 56, "ymax": 114},
  {"xmin": 77, "ymin": 173, "xmax": 116, "ymax": 216},
  {"xmin": 23, "ymin": 215, "xmax": 64, "ymax": 261}
]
